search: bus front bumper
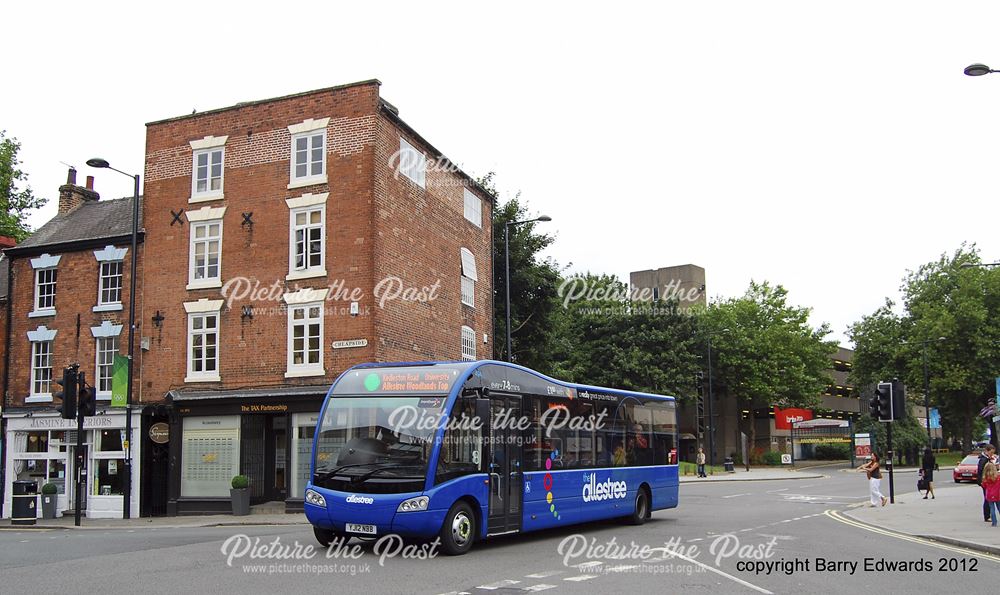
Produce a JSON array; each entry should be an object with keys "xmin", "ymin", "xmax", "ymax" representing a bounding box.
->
[{"xmin": 305, "ymin": 486, "xmax": 446, "ymax": 539}]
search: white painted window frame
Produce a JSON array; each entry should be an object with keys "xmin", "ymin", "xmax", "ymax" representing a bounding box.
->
[
  {"xmin": 461, "ymin": 326, "xmax": 476, "ymax": 361},
  {"xmin": 463, "ymin": 188, "xmax": 482, "ymax": 227},
  {"xmin": 91, "ymin": 321, "xmax": 124, "ymax": 399},
  {"xmin": 27, "ymin": 325, "xmax": 57, "ymax": 402},
  {"xmin": 460, "ymin": 247, "xmax": 477, "ymax": 308},
  {"xmin": 398, "ymin": 137, "xmax": 426, "ymax": 188},
  {"xmin": 189, "ymin": 135, "xmax": 227, "ymax": 203},
  {"xmin": 288, "ymin": 118, "xmax": 329, "ymax": 189},
  {"xmin": 184, "ymin": 299, "xmax": 224, "ymax": 382},
  {"xmin": 285, "ymin": 193, "xmax": 329, "ymax": 281},
  {"xmin": 283, "ymin": 288, "xmax": 329, "ymax": 378},
  {"xmin": 186, "ymin": 207, "xmax": 226, "ymax": 290}
]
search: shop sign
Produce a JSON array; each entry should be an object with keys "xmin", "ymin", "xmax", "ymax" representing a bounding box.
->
[
  {"xmin": 149, "ymin": 422, "xmax": 170, "ymax": 444},
  {"xmin": 27, "ymin": 416, "xmax": 118, "ymax": 430}
]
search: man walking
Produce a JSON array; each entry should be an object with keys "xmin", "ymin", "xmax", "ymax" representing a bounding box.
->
[
  {"xmin": 696, "ymin": 447, "xmax": 707, "ymax": 478},
  {"xmin": 978, "ymin": 445, "xmax": 997, "ymax": 522}
]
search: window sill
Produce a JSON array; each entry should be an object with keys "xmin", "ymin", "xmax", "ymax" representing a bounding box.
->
[
  {"xmin": 186, "ymin": 280, "xmax": 223, "ymax": 291},
  {"xmin": 28, "ymin": 309, "xmax": 56, "ymax": 318},
  {"xmin": 461, "ymin": 300, "xmax": 475, "ymax": 309},
  {"xmin": 285, "ymin": 368, "xmax": 325, "ymax": 379},
  {"xmin": 93, "ymin": 303, "xmax": 123, "ymax": 313},
  {"xmin": 184, "ymin": 375, "xmax": 221, "ymax": 383},
  {"xmin": 96, "ymin": 394, "xmax": 112, "ymax": 401},
  {"xmin": 287, "ymin": 175, "xmax": 327, "ymax": 190},
  {"xmin": 286, "ymin": 269, "xmax": 327, "ymax": 281},
  {"xmin": 189, "ymin": 192, "xmax": 225, "ymax": 204},
  {"xmin": 25, "ymin": 395, "xmax": 53, "ymax": 403}
]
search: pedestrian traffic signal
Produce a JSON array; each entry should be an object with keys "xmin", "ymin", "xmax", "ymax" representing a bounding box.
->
[
  {"xmin": 78, "ymin": 372, "xmax": 96, "ymax": 417},
  {"xmin": 869, "ymin": 387, "xmax": 882, "ymax": 420},
  {"xmin": 54, "ymin": 365, "xmax": 78, "ymax": 420}
]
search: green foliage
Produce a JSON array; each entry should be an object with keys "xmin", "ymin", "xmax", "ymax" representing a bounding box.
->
[
  {"xmin": 762, "ymin": 451, "xmax": 783, "ymax": 466},
  {"xmin": 699, "ymin": 281, "xmax": 838, "ymax": 448},
  {"xmin": 231, "ymin": 475, "xmax": 249, "ymax": 489},
  {"xmin": 0, "ymin": 130, "xmax": 46, "ymax": 241},
  {"xmin": 548, "ymin": 273, "xmax": 702, "ymax": 400},
  {"xmin": 41, "ymin": 482, "xmax": 58, "ymax": 495},
  {"xmin": 482, "ymin": 173, "xmax": 561, "ymax": 371},
  {"xmin": 849, "ymin": 245, "xmax": 1000, "ymax": 452},
  {"xmin": 813, "ymin": 444, "xmax": 850, "ymax": 460}
]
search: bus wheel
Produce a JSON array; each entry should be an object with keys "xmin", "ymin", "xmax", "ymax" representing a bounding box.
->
[
  {"xmin": 440, "ymin": 501, "xmax": 476, "ymax": 555},
  {"xmin": 313, "ymin": 526, "xmax": 344, "ymax": 547},
  {"xmin": 628, "ymin": 488, "xmax": 650, "ymax": 525}
]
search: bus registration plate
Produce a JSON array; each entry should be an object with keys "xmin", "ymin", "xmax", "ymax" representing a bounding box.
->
[{"xmin": 346, "ymin": 523, "xmax": 376, "ymax": 535}]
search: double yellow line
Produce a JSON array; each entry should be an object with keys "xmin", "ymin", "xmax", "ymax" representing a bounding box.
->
[{"xmin": 824, "ymin": 509, "xmax": 1000, "ymax": 564}]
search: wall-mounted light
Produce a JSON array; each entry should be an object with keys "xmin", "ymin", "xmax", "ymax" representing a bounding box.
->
[{"xmin": 152, "ymin": 311, "xmax": 165, "ymax": 328}]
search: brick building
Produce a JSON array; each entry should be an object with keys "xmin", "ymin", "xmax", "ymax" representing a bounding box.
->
[
  {"xmin": 141, "ymin": 80, "xmax": 493, "ymax": 514},
  {"xmin": 2, "ymin": 169, "xmax": 144, "ymax": 518}
]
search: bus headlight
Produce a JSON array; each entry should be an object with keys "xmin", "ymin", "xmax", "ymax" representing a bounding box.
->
[
  {"xmin": 305, "ymin": 489, "xmax": 327, "ymax": 507},
  {"xmin": 397, "ymin": 496, "xmax": 429, "ymax": 512}
]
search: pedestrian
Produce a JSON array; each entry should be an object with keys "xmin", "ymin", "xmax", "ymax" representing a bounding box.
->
[
  {"xmin": 696, "ymin": 447, "xmax": 707, "ymax": 478},
  {"xmin": 857, "ymin": 453, "xmax": 887, "ymax": 507},
  {"xmin": 978, "ymin": 445, "xmax": 997, "ymax": 523},
  {"xmin": 983, "ymin": 461, "xmax": 1000, "ymax": 527},
  {"xmin": 921, "ymin": 447, "xmax": 936, "ymax": 500}
]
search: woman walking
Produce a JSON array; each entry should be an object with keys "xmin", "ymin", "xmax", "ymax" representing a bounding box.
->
[
  {"xmin": 921, "ymin": 447, "xmax": 936, "ymax": 499},
  {"xmin": 858, "ymin": 453, "xmax": 887, "ymax": 507}
]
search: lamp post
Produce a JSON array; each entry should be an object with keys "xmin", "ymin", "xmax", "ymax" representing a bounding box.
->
[
  {"xmin": 503, "ymin": 215, "xmax": 551, "ymax": 362},
  {"xmin": 86, "ymin": 158, "xmax": 139, "ymax": 520},
  {"xmin": 704, "ymin": 328, "xmax": 730, "ymax": 467},
  {"xmin": 902, "ymin": 336, "xmax": 947, "ymax": 449},
  {"xmin": 964, "ymin": 63, "xmax": 1000, "ymax": 77}
]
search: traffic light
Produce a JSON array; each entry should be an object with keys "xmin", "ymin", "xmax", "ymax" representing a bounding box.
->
[
  {"xmin": 78, "ymin": 372, "xmax": 96, "ymax": 417},
  {"xmin": 869, "ymin": 386, "xmax": 882, "ymax": 420},
  {"xmin": 890, "ymin": 379, "xmax": 907, "ymax": 421},
  {"xmin": 54, "ymin": 365, "xmax": 78, "ymax": 420},
  {"xmin": 874, "ymin": 382, "xmax": 894, "ymax": 422}
]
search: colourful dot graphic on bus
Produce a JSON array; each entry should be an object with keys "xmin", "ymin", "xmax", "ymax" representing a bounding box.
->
[
  {"xmin": 363, "ymin": 373, "xmax": 381, "ymax": 392},
  {"xmin": 543, "ymin": 473, "xmax": 553, "ymax": 491},
  {"xmin": 547, "ymin": 451, "xmax": 560, "ymax": 520},
  {"xmin": 546, "ymin": 492, "xmax": 552, "ymax": 504}
]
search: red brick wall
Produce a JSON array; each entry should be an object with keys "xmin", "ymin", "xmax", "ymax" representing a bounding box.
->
[
  {"xmin": 372, "ymin": 114, "xmax": 494, "ymax": 362},
  {"xmin": 140, "ymin": 81, "xmax": 493, "ymax": 402},
  {"xmin": 6, "ymin": 240, "xmax": 142, "ymax": 406}
]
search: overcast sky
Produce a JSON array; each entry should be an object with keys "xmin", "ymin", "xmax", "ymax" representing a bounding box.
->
[{"xmin": 6, "ymin": 2, "xmax": 1000, "ymax": 346}]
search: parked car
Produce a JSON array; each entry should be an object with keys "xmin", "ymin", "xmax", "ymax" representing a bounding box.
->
[{"xmin": 953, "ymin": 454, "xmax": 981, "ymax": 483}]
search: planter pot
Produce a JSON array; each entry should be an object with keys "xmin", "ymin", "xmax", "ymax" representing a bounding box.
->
[
  {"xmin": 41, "ymin": 494, "xmax": 58, "ymax": 519},
  {"xmin": 230, "ymin": 488, "xmax": 250, "ymax": 516}
]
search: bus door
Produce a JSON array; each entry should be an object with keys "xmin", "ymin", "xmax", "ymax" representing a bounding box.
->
[{"xmin": 487, "ymin": 394, "xmax": 523, "ymax": 535}]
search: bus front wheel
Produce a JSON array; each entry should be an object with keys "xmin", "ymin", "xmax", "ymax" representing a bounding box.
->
[
  {"xmin": 439, "ymin": 501, "xmax": 476, "ymax": 555},
  {"xmin": 627, "ymin": 487, "xmax": 650, "ymax": 525},
  {"xmin": 313, "ymin": 526, "xmax": 345, "ymax": 547}
]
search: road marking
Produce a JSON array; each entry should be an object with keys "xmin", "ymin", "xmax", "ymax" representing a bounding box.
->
[
  {"xmin": 722, "ymin": 493, "xmax": 751, "ymax": 499},
  {"xmin": 653, "ymin": 545, "xmax": 773, "ymax": 594},
  {"xmin": 523, "ymin": 585, "xmax": 557, "ymax": 592},
  {"xmin": 525, "ymin": 571, "xmax": 563, "ymax": 578},
  {"xmin": 824, "ymin": 509, "xmax": 1000, "ymax": 563},
  {"xmin": 564, "ymin": 575, "xmax": 598, "ymax": 582},
  {"xmin": 476, "ymin": 579, "xmax": 521, "ymax": 590},
  {"xmin": 766, "ymin": 488, "xmax": 790, "ymax": 493}
]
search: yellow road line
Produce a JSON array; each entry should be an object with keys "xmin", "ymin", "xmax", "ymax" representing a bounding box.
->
[{"xmin": 824, "ymin": 509, "xmax": 1000, "ymax": 563}]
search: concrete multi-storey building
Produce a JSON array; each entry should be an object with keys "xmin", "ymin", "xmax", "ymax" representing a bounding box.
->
[
  {"xmin": 141, "ymin": 80, "xmax": 493, "ymax": 514},
  {"xmin": 630, "ymin": 264, "xmax": 706, "ymax": 309},
  {"xmin": 2, "ymin": 170, "xmax": 144, "ymax": 518}
]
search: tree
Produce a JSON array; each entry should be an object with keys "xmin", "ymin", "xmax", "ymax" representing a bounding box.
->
[
  {"xmin": 0, "ymin": 131, "xmax": 46, "ymax": 241},
  {"xmin": 480, "ymin": 173, "xmax": 561, "ymax": 372},
  {"xmin": 699, "ymin": 281, "xmax": 838, "ymax": 451},
  {"xmin": 549, "ymin": 273, "xmax": 702, "ymax": 399}
]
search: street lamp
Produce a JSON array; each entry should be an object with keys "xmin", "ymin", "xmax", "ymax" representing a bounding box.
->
[
  {"xmin": 964, "ymin": 63, "xmax": 1000, "ymax": 76},
  {"xmin": 902, "ymin": 336, "xmax": 947, "ymax": 449},
  {"xmin": 503, "ymin": 215, "xmax": 551, "ymax": 362},
  {"xmin": 704, "ymin": 328, "xmax": 730, "ymax": 467},
  {"xmin": 86, "ymin": 157, "xmax": 139, "ymax": 520}
]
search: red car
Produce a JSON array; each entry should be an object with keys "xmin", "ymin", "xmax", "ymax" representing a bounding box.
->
[{"xmin": 953, "ymin": 454, "xmax": 980, "ymax": 483}]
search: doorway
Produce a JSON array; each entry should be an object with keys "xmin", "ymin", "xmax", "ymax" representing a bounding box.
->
[{"xmin": 487, "ymin": 394, "xmax": 523, "ymax": 535}]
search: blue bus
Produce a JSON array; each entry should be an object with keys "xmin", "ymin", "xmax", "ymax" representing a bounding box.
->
[{"xmin": 305, "ymin": 360, "xmax": 678, "ymax": 555}]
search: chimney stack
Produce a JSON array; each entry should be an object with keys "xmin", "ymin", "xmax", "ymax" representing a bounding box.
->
[{"xmin": 58, "ymin": 167, "xmax": 100, "ymax": 214}]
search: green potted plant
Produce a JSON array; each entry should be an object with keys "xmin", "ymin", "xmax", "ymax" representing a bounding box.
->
[
  {"xmin": 231, "ymin": 475, "xmax": 250, "ymax": 516},
  {"xmin": 41, "ymin": 483, "xmax": 58, "ymax": 519}
]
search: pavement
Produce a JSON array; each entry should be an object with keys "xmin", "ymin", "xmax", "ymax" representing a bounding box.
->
[
  {"xmin": 0, "ymin": 511, "xmax": 308, "ymax": 530},
  {"xmin": 844, "ymin": 472, "xmax": 1000, "ymax": 555}
]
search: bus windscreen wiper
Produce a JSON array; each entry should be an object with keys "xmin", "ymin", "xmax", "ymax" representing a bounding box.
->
[
  {"xmin": 314, "ymin": 463, "xmax": 380, "ymax": 482},
  {"xmin": 350, "ymin": 464, "xmax": 423, "ymax": 483}
]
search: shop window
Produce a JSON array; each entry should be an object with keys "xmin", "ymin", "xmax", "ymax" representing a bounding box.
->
[{"xmin": 93, "ymin": 459, "xmax": 125, "ymax": 496}]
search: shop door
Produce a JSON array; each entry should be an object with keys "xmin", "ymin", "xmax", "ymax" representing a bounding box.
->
[
  {"xmin": 487, "ymin": 395, "xmax": 523, "ymax": 535},
  {"xmin": 266, "ymin": 416, "xmax": 288, "ymax": 502}
]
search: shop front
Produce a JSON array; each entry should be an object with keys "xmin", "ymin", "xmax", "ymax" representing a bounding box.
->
[
  {"xmin": 166, "ymin": 386, "xmax": 327, "ymax": 516},
  {"xmin": 2, "ymin": 409, "xmax": 141, "ymax": 519}
]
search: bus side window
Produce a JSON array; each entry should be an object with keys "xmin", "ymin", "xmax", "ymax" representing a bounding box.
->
[{"xmin": 651, "ymin": 403, "xmax": 677, "ymax": 464}]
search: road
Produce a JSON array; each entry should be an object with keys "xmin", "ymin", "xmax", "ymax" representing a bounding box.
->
[{"xmin": 2, "ymin": 466, "xmax": 997, "ymax": 594}]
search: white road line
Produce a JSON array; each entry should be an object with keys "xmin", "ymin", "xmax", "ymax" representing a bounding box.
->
[
  {"xmin": 523, "ymin": 585, "xmax": 557, "ymax": 592},
  {"xmin": 766, "ymin": 488, "xmax": 789, "ymax": 493},
  {"xmin": 722, "ymin": 493, "xmax": 751, "ymax": 499},
  {"xmin": 476, "ymin": 579, "xmax": 521, "ymax": 590},
  {"xmin": 564, "ymin": 575, "xmax": 599, "ymax": 582},
  {"xmin": 525, "ymin": 571, "xmax": 563, "ymax": 579},
  {"xmin": 660, "ymin": 547, "xmax": 774, "ymax": 594}
]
